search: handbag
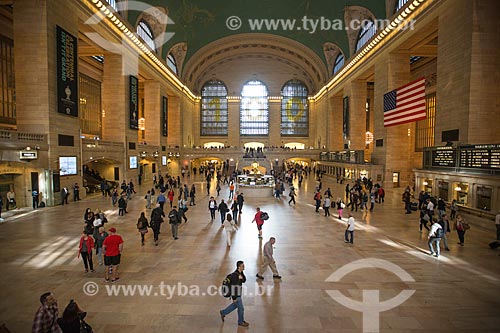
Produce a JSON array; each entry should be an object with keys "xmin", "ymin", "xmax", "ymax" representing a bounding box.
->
[{"xmin": 463, "ymin": 223, "xmax": 471, "ymax": 230}]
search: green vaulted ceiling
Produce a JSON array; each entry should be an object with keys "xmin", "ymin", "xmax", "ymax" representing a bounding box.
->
[{"xmin": 126, "ymin": 0, "xmax": 387, "ymax": 68}]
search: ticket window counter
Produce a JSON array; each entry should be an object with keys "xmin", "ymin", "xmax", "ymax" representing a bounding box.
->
[
  {"xmin": 476, "ymin": 186, "xmax": 492, "ymax": 211},
  {"xmin": 437, "ymin": 180, "xmax": 449, "ymax": 201},
  {"xmin": 422, "ymin": 179, "xmax": 433, "ymax": 195},
  {"xmin": 453, "ymin": 182, "xmax": 469, "ymax": 205}
]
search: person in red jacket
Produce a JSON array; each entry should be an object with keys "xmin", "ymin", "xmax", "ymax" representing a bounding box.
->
[
  {"xmin": 252, "ymin": 207, "xmax": 265, "ymax": 239},
  {"xmin": 78, "ymin": 231, "xmax": 95, "ymax": 273}
]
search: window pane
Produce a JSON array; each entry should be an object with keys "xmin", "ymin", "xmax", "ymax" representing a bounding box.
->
[
  {"xmin": 333, "ymin": 53, "xmax": 344, "ymax": 74},
  {"xmin": 137, "ymin": 21, "xmax": 155, "ymax": 51},
  {"xmin": 167, "ymin": 53, "xmax": 177, "ymax": 75},
  {"xmin": 415, "ymin": 93, "xmax": 436, "ymax": 151},
  {"xmin": 240, "ymin": 80, "xmax": 269, "ymax": 136},
  {"xmin": 0, "ymin": 35, "xmax": 15, "ymax": 125},
  {"xmin": 355, "ymin": 21, "xmax": 376, "ymax": 52},
  {"xmin": 79, "ymin": 74, "xmax": 102, "ymax": 136},
  {"xmin": 280, "ymin": 80, "xmax": 308, "ymax": 136},
  {"xmin": 201, "ymin": 80, "xmax": 228, "ymax": 136}
]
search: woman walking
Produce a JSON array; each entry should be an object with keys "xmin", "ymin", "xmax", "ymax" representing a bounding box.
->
[
  {"xmin": 208, "ymin": 196, "xmax": 217, "ymax": 221},
  {"xmin": 167, "ymin": 189, "xmax": 175, "ymax": 208},
  {"xmin": 231, "ymin": 198, "xmax": 239, "ymax": 223},
  {"xmin": 454, "ymin": 214, "xmax": 468, "ymax": 246},
  {"xmin": 83, "ymin": 208, "xmax": 94, "ymax": 235},
  {"xmin": 78, "ymin": 231, "xmax": 95, "ymax": 273},
  {"xmin": 288, "ymin": 188, "xmax": 296, "ymax": 205},
  {"xmin": 137, "ymin": 212, "xmax": 149, "ymax": 246},
  {"xmin": 223, "ymin": 214, "xmax": 237, "ymax": 247},
  {"xmin": 337, "ymin": 198, "xmax": 344, "ymax": 219},
  {"xmin": 145, "ymin": 190, "xmax": 152, "ymax": 209}
]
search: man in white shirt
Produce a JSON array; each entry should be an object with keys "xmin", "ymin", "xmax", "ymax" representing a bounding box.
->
[
  {"xmin": 428, "ymin": 220, "xmax": 443, "ymax": 257},
  {"xmin": 344, "ymin": 213, "xmax": 355, "ymax": 244},
  {"xmin": 426, "ymin": 198, "xmax": 435, "ymax": 222}
]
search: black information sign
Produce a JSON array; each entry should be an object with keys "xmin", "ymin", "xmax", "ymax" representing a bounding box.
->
[
  {"xmin": 56, "ymin": 26, "xmax": 78, "ymax": 117},
  {"xmin": 432, "ymin": 148, "xmax": 456, "ymax": 167},
  {"xmin": 343, "ymin": 96, "xmax": 349, "ymax": 140},
  {"xmin": 459, "ymin": 144, "xmax": 500, "ymax": 169},
  {"xmin": 162, "ymin": 96, "xmax": 168, "ymax": 137},
  {"xmin": 129, "ymin": 75, "xmax": 139, "ymax": 130}
]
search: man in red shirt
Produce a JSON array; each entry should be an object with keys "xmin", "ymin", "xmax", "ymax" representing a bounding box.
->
[
  {"xmin": 252, "ymin": 207, "xmax": 264, "ymax": 238},
  {"xmin": 103, "ymin": 227, "xmax": 124, "ymax": 282}
]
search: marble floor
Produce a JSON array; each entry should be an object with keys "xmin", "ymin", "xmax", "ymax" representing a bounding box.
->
[{"xmin": 0, "ymin": 174, "xmax": 499, "ymax": 332}]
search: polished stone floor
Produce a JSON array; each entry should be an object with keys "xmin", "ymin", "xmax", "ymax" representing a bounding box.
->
[{"xmin": 0, "ymin": 174, "xmax": 499, "ymax": 332}]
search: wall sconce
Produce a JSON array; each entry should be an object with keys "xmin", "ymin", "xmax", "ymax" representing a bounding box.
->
[
  {"xmin": 140, "ymin": 151, "xmax": 147, "ymax": 158},
  {"xmin": 138, "ymin": 117, "xmax": 146, "ymax": 131},
  {"xmin": 153, "ymin": 151, "xmax": 159, "ymax": 158},
  {"xmin": 454, "ymin": 186, "xmax": 462, "ymax": 191},
  {"xmin": 365, "ymin": 131, "xmax": 374, "ymax": 145},
  {"xmin": 423, "ymin": 181, "xmax": 428, "ymax": 186}
]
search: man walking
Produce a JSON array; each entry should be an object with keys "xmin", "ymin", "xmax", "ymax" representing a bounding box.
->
[
  {"xmin": 168, "ymin": 206, "xmax": 181, "ymax": 240},
  {"xmin": 150, "ymin": 204, "xmax": 165, "ymax": 245},
  {"xmin": 438, "ymin": 214, "xmax": 451, "ymax": 251},
  {"xmin": 218, "ymin": 199, "xmax": 229, "ymax": 224},
  {"xmin": 344, "ymin": 213, "xmax": 355, "ymax": 244},
  {"xmin": 73, "ymin": 183, "xmax": 80, "ymax": 201},
  {"xmin": 237, "ymin": 192, "xmax": 244, "ymax": 213},
  {"xmin": 219, "ymin": 260, "xmax": 249, "ymax": 327},
  {"xmin": 103, "ymin": 227, "xmax": 123, "ymax": 283},
  {"xmin": 256, "ymin": 237, "xmax": 281, "ymax": 280},
  {"xmin": 428, "ymin": 220, "xmax": 443, "ymax": 257}
]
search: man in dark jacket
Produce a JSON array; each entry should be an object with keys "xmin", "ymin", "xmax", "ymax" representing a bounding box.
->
[
  {"xmin": 236, "ymin": 192, "xmax": 244, "ymax": 213},
  {"xmin": 218, "ymin": 199, "xmax": 229, "ymax": 224},
  {"xmin": 219, "ymin": 260, "xmax": 249, "ymax": 327},
  {"xmin": 150, "ymin": 204, "xmax": 165, "ymax": 245},
  {"xmin": 168, "ymin": 206, "xmax": 181, "ymax": 240}
]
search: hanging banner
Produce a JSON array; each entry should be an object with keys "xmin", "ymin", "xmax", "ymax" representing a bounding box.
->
[
  {"xmin": 162, "ymin": 96, "xmax": 168, "ymax": 136},
  {"xmin": 129, "ymin": 75, "xmax": 139, "ymax": 130},
  {"xmin": 56, "ymin": 26, "xmax": 78, "ymax": 117}
]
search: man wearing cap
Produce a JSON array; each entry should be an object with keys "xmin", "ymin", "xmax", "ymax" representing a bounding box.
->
[{"xmin": 103, "ymin": 227, "xmax": 124, "ymax": 282}]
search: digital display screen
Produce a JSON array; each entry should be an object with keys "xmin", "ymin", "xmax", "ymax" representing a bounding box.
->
[
  {"xmin": 162, "ymin": 156, "xmax": 167, "ymax": 166},
  {"xmin": 129, "ymin": 156, "xmax": 138, "ymax": 169},
  {"xmin": 60, "ymin": 156, "xmax": 77, "ymax": 175}
]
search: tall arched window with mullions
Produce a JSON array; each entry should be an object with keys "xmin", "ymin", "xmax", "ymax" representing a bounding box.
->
[
  {"xmin": 240, "ymin": 80, "xmax": 268, "ymax": 136},
  {"xmin": 137, "ymin": 21, "xmax": 155, "ymax": 51},
  {"xmin": 355, "ymin": 20, "xmax": 376, "ymax": 52},
  {"xmin": 281, "ymin": 80, "xmax": 308, "ymax": 136},
  {"xmin": 200, "ymin": 79, "xmax": 228, "ymax": 136}
]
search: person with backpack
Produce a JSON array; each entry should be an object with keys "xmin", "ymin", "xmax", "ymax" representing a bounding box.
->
[
  {"xmin": 136, "ymin": 212, "xmax": 149, "ymax": 246},
  {"xmin": 428, "ymin": 220, "xmax": 444, "ymax": 257},
  {"xmin": 168, "ymin": 206, "xmax": 181, "ymax": 240},
  {"xmin": 288, "ymin": 188, "xmax": 296, "ymax": 205},
  {"xmin": 150, "ymin": 204, "xmax": 165, "ymax": 246},
  {"xmin": 252, "ymin": 207, "xmax": 265, "ymax": 238},
  {"xmin": 118, "ymin": 195, "xmax": 127, "ymax": 216},
  {"xmin": 219, "ymin": 260, "xmax": 249, "ymax": 327}
]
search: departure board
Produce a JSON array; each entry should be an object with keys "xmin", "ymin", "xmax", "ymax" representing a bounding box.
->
[
  {"xmin": 459, "ymin": 145, "xmax": 500, "ymax": 169},
  {"xmin": 432, "ymin": 148, "xmax": 456, "ymax": 167}
]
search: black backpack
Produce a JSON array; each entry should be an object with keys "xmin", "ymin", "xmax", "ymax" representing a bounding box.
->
[
  {"xmin": 435, "ymin": 227, "xmax": 444, "ymax": 238},
  {"xmin": 221, "ymin": 273, "xmax": 233, "ymax": 298},
  {"xmin": 260, "ymin": 212, "xmax": 269, "ymax": 220}
]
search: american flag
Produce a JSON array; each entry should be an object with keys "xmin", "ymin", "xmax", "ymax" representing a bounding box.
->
[{"xmin": 383, "ymin": 77, "xmax": 426, "ymax": 127}]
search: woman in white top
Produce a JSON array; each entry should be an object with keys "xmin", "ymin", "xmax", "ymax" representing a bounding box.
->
[
  {"xmin": 223, "ymin": 214, "xmax": 237, "ymax": 247},
  {"xmin": 323, "ymin": 196, "xmax": 331, "ymax": 217}
]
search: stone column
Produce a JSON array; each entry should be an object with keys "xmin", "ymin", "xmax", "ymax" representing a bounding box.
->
[
  {"xmin": 330, "ymin": 95, "xmax": 344, "ymax": 151},
  {"xmin": 168, "ymin": 95, "xmax": 181, "ymax": 147},
  {"xmin": 373, "ymin": 51, "xmax": 411, "ymax": 188},
  {"xmin": 143, "ymin": 81, "xmax": 161, "ymax": 146},
  {"xmin": 344, "ymin": 80, "xmax": 366, "ymax": 151},
  {"xmin": 227, "ymin": 101, "xmax": 240, "ymax": 147},
  {"xmin": 268, "ymin": 101, "xmax": 281, "ymax": 146}
]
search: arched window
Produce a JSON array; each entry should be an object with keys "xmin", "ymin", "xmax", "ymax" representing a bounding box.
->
[
  {"xmin": 240, "ymin": 80, "xmax": 268, "ymax": 136},
  {"xmin": 166, "ymin": 53, "xmax": 178, "ymax": 75},
  {"xmin": 355, "ymin": 20, "xmax": 376, "ymax": 52},
  {"xmin": 201, "ymin": 80, "xmax": 228, "ymax": 136},
  {"xmin": 137, "ymin": 21, "xmax": 155, "ymax": 51},
  {"xmin": 333, "ymin": 53, "xmax": 345, "ymax": 75},
  {"xmin": 394, "ymin": 0, "xmax": 409, "ymax": 13},
  {"xmin": 280, "ymin": 80, "xmax": 308, "ymax": 136},
  {"xmin": 107, "ymin": 0, "xmax": 118, "ymax": 11}
]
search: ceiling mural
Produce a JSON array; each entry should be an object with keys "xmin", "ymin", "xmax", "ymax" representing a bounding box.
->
[{"xmin": 126, "ymin": 0, "xmax": 387, "ymax": 70}]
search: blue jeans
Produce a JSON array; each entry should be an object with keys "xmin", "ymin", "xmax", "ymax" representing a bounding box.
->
[
  {"xmin": 221, "ymin": 296, "xmax": 244, "ymax": 324},
  {"xmin": 428, "ymin": 237, "xmax": 441, "ymax": 256},
  {"xmin": 345, "ymin": 230, "xmax": 354, "ymax": 243}
]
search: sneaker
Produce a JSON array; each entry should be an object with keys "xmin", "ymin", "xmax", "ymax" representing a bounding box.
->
[
  {"xmin": 104, "ymin": 278, "xmax": 110, "ymax": 283},
  {"xmin": 445, "ymin": 248, "xmax": 450, "ymax": 251},
  {"xmin": 174, "ymin": 237, "xmax": 179, "ymax": 240},
  {"xmin": 256, "ymin": 274, "xmax": 264, "ymax": 280},
  {"xmin": 429, "ymin": 252, "xmax": 436, "ymax": 256},
  {"xmin": 238, "ymin": 321, "xmax": 249, "ymax": 327},
  {"xmin": 219, "ymin": 310, "xmax": 225, "ymax": 322},
  {"xmin": 273, "ymin": 275, "xmax": 282, "ymax": 279},
  {"xmin": 344, "ymin": 240, "xmax": 349, "ymax": 243},
  {"xmin": 90, "ymin": 270, "xmax": 95, "ymax": 273}
]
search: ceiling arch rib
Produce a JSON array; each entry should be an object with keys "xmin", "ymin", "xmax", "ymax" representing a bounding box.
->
[{"xmin": 182, "ymin": 33, "xmax": 328, "ymax": 95}]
